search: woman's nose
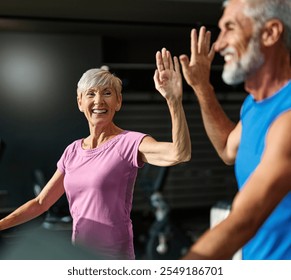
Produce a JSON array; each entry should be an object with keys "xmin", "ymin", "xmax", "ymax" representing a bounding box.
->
[{"xmin": 94, "ymin": 93, "xmax": 103, "ymax": 104}]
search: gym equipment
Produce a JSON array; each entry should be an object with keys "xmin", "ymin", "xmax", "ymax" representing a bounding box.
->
[{"xmin": 137, "ymin": 164, "xmax": 192, "ymax": 259}]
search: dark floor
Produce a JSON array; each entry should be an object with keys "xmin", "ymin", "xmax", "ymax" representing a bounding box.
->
[{"xmin": 0, "ymin": 207, "xmax": 210, "ymax": 260}]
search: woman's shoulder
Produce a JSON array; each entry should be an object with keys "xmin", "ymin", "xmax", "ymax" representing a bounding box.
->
[
  {"xmin": 63, "ymin": 139, "xmax": 82, "ymax": 153},
  {"xmin": 119, "ymin": 130, "xmax": 147, "ymax": 141}
]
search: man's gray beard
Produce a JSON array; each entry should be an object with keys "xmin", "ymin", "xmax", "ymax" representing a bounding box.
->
[{"xmin": 222, "ymin": 36, "xmax": 264, "ymax": 86}]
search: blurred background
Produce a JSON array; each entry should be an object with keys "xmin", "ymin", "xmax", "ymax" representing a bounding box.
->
[{"xmin": 0, "ymin": 0, "xmax": 246, "ymax": 259}]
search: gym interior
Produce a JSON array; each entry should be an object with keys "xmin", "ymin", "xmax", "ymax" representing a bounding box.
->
[{"xmin": 0, "ymin": 0, "xmax": 245, "ymax": 259}]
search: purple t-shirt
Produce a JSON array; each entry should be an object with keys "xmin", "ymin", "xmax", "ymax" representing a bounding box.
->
[{"xmin": 57, "ymin": 130, "xmax": 146, "ymax": 259}]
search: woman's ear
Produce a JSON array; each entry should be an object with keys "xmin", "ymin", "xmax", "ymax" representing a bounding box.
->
[
  {"xmin": 77, "ymin": 95, "xmax": 83, "ymax": 112},
  {"xmin": 261, "ymin": 19, "xmax": 284, "ymax": 47},
  {"xmin": 115, "ymin": 93, "xmax": 122, "ymax": 112}
]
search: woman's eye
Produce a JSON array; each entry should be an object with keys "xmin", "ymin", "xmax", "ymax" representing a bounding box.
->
[{"xmin": 104, "ymin": 91, "xmax": 111, "ymax": 96}]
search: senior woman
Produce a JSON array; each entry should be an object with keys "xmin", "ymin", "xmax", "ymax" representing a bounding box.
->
[{"xmin": 0, "ymin": 48, "xmax": 191, "ymax": 259}]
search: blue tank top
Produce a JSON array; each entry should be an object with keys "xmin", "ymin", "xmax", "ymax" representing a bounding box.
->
[{"xmin": 235, "ymin": 81, "xmax": 291, "ymax": 260}]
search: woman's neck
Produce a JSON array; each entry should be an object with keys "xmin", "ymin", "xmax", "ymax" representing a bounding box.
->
[{"xmin": 83, "ymin": 124, "xmax": 123, "ymax": 149}]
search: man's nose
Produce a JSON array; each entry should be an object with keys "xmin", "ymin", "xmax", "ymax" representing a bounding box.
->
[{"xmin": 214, "ymin": 32, "xmax": 226, "ymax": 53}]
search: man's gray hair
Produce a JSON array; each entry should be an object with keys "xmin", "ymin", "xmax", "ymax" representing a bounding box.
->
[{"xmin": 223, "ymin": 0, "xmax": 291, "ymax": 50}]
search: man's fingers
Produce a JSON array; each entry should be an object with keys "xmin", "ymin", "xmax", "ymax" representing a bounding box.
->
[
  {"xmin": 197, "ymin": 26, "xmax": 207, "ymax": 53},
  {"xmin": 179, "ymin": 54, "xmax": 190, "ymax": 73},
  {"xmin": 205, "ymin": 30, "xmax": 212, "ymax": 54},
  {"xmin": 190, "ymin": 28, "xmax": 198, "ymax": 64}
]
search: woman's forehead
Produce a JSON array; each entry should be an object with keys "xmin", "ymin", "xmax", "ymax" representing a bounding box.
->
[{"xmin": 86, "ymin": 85, "xmax": 114, "ymax": 91}]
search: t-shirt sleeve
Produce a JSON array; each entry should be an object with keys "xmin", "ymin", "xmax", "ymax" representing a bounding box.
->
[
  {"xmin": 57, "ymin": 142, "xmax": 75, "ymax": 174},
  {"xmin": 133, "ymin": 133, "xmax": 147, "ymax": 168},
  {"xmin": 119, "ymin": 131, "xmax": 147, "ymax": 168},
  {"xmin": 57, "ymin": 151, "xmax": 66, "ymax": 174}
]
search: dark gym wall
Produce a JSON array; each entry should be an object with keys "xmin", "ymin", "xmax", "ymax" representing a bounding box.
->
[{"xmin": 0, "ymin": 31, "xmax": 102, "ymax": 206}]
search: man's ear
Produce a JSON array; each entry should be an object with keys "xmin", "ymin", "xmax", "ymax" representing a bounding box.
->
[
  {"xmin": 261, "ymin": 19, "xmax": 284, "ymax": 47},
  {"xmin": 77, "ymin": 95, "xmax": 83, "ymax": 112}
]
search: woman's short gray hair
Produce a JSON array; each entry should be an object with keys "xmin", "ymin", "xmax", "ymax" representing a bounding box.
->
[
  {"xmin": 223, "ymin": 0, "xmax": 291, "ymax": 50},
  {"xmin": 77, "ymin": 66, "xmax": 122, "ymax": 96}
]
